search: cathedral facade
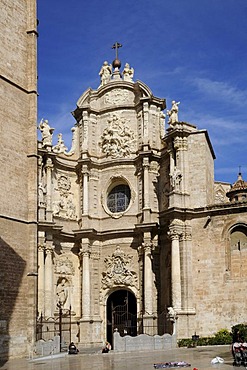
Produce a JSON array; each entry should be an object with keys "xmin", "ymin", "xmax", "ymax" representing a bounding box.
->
[
  {"xmin": 1, "ymin": 1, "xmax": 247, "ymax": 359},
  {"xmin": 37, "ymin": 58, "xmax": 247, "ymax": 348}
]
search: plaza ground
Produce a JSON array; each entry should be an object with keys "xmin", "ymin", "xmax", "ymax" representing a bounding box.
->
[{"xmin": 0, "ymin": 345, "xmax": 237, "ymax": 369}]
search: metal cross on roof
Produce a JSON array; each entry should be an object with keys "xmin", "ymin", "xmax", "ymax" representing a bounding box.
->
[{"xmin": 112, "ymin": 42, "xmax": 122, "ymax": 59}]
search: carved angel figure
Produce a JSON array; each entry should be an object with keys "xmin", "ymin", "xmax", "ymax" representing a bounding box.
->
[
  {"xmin": 167, "ymin": 306, "xmax": 177, "ymax": 322},
  {"xmin": 122, "ymin": 63, "xmax": 134, "ymax": 82}
]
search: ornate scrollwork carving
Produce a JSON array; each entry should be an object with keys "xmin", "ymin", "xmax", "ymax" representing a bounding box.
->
[
  {"xmin": 101, "ymin": 246, "xmax": 137, "ymax": 289},
  {"xmin": 57, "ymin": 175, "xmax": 71, "ymax": 193}
]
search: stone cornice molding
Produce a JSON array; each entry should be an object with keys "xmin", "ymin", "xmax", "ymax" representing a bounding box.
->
[{"xmin": 0, "ymin": 74, "xmax": 37, "ymax": 95}]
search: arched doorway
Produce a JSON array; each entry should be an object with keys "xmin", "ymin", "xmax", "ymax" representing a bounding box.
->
[{"xmin": 106, "ymin": 290, "xmax": 137, "ymax": 345}]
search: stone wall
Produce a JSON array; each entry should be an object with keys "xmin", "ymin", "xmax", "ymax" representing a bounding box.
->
[{"xmin": 0, "ymin": 0, "xmax": 38, "ymax": 360}]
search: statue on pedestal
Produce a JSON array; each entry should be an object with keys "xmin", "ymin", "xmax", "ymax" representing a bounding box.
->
[
  {"xmin": 167, "ymin": 100, "xmax": 180, "ymax": 125},
  {"xmin": 122, "ymin": 63, "xmax": 134, "ymax": 82},
  {"xmin": 39, "ymin": 119, "xmax": 54, "ymax": 146},
  {"xmin": 99, "ymin": 61, "xmax": 112, "ymax": 85}
]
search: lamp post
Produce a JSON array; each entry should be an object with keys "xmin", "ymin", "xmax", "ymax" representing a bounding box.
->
[{"xmin": 57, "ymin": 302, "xmax": 63, "ymax": 352}]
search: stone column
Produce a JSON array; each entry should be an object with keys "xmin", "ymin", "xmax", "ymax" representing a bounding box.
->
[
  {"xmin": 180, "ymin": 227, "xmax": 194, "ymax": 312},
  {"xmin": 143, "ymin": 158, "xmax": 151, "ymax": 223},
  {"xmin": 80, "ymin": 245, "xmax": 91, "ymax": 319},
  {"xmin": 168, "ymin": 228, "xmax": 182, "ymax": 310},
  {"xmin": 38, "ymin": 156, "xmax": 45, "ymax": 221},
  {"xmin": 44, "ymin": 158, "xmax": 53, "ymax": 222},
  {"xmin": 37, "ymin": 242, "xmax": 45, "ymax": 315},
  {"xmin": 143, "ymin": 242, "xmax": 153, "ymax": 314},
  {"xmin": 44, "ymin": 241, "xmax": 54, "ymax": 318},
  {"xmin": 82, "ymin": 111, "xmax": 89, "ymax": 152},
  {"xmin": 143, "ymin": 158, "xmax": 150, "ymax": 209},
  {"xmin": 141, "ymin": 236, "xmax": 155, "ymax": 335},
  {"xmin": 82, "ymin": 166, "xmax": 89, "ymax": 215},
  {"xmin": 168, "ymin": 145, "xmax": 175, "ymax": 176},
  {"xmin": 174, "ymin": 136, "xmax": 189, "ymax": 207},
  {"xmin": 143, "ymin": 102, "xmax": 149, "ymax": 144}
]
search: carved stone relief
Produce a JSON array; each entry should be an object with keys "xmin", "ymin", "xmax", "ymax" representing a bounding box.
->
[
  {"xmin": 214, "ymin": 185, "xmax": 227, "ymax": 204},
  {"xmin": 104, "ymin": 89, "xmax": 132, "ymax": 105},
  {"xmin": 100, "ymin": 114, "xmax": 136, "ymax": 158},
  {"xmin": 101, "ymin": 246, "xmax": 137, "ymax": 289},
  {"xmin": 149, "ymin": 161, "xmax": 160, "ymax": 175},
  {"xmin": 54, "ymin": 254, "xmax": 75, "ymax": 275},
  {"xmin": 57, "ymin": 175, "xmax": 71, "ymax": 194},
  {"xmin": 52, "ymin": 174, "xmax": 76, "ymax": 219}
]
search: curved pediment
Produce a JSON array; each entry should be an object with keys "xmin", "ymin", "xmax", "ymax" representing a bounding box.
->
[{"xmin": 75, "ymin": 80, "xmax": 165, "ymax": 115}]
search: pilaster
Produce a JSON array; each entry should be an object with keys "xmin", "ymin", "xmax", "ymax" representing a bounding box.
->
[
  {"xmin": 44, "ymin": 240, "xmax": 54, "ymax": 318},
  {"xmin": 37, "ymin": 236, "xmax": 45, "ymax": 315},
  {"xmin": 168, "ymin": 220, "xmax": 183, "ymax": 311},
  {"xmin": 143, "ymin": 157, "xmax": 151, "ymax": 222},
  {"xmin": 79, "ymin": 242, "xmax": 91, "ymax": 320},
  {"xmin": 44, "ymin": 158, "xmax": 53, "ymax": 222},
  {"xmin": 82, "ymin": 165, "xmax": 89, "ymax": 216}
]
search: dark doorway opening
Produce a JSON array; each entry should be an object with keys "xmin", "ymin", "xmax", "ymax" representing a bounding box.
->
[{"xmin": 107, "ymin": 290, "xmax": 137, "ymax": 346}]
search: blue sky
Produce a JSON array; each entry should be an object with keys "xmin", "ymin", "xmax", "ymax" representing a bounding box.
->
[{"xmin": 37, "ymin": 0, "xmax": 247, "ymax": 184}]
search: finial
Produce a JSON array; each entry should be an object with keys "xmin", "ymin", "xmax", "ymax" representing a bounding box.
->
[
  {"xmin": 237, "ymin": 166, "xmax": 243, "ymax": 181},
  {"xmin": 112, "ymin": 42, "xmax": 122, "ymax": 69}
]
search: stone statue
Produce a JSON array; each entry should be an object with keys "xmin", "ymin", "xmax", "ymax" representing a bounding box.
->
[
  {"xmin": 39, "ymin": 119, "xmax": 54, "ymax": 146},
  {"xmin": 167, "ymin": 100, "xmax": 180, "ymax": 125},
  {"xmin": 159, "ymin": 109, "xmax": 166, "ymax": 138},
  {"xmin": 122, "ymin": 63, "xmax": 134, "ymax": 82},
  {"xmin": 167, "ymin": 306, "xmax": 177, "ymax": 322},
  {"xmin": 170, "ymin": 167, "xmax": 182, "ymax": 189},
  {"xmin": 38, "ymin": 182, "xmax": 46, "ymax": 206},
  {"xmin": 66, "ymin": 198, "xmax": 76, "ymax": 219},
  {"xmin": 99, "ymin": 61, "xmax": 112, "ymax": 85},
  {"xmin": 56, "ymin": 277, "xmax": 69, "ymax": 307}
]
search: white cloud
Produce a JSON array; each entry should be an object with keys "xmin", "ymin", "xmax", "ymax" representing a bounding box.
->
[{"xmin": 188, "ymin": 77, "xmax": 247, "ymax": 106}]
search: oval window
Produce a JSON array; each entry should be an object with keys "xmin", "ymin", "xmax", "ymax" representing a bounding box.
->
[{"xmin": 107, "ymin": 184, "xmax": 131, "ymax": 213}]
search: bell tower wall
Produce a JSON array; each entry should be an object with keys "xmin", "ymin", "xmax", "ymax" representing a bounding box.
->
[{"xmin": 0, "ymin": 0, "xmax": 38, "ymax": 359}]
